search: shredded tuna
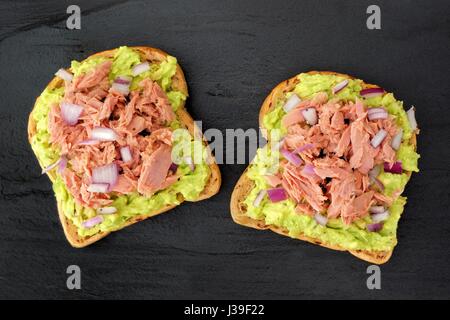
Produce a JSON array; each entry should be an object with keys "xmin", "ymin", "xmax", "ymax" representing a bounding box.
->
[
  {"xmin": 278, "ymin": 92, "xmax": 400, "ymax": 224},
  {"xmin": 48, "ymin": 61, "xmax": 180, "ymax": 208}
]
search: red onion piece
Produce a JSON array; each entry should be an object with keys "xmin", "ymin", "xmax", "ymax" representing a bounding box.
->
[
  {"xmin": 391, "ymin": 129, "xmax": 403, "ymax": 150},
  {"xmin": 41, "ymin": 157, "xmax": 63, "ymax": 174},
  {"xmin": 314, "ymin": 212, "xmax": 328, "ymax": 226},
  {"xmin": 384, "ymin": 161, "xmax": 402, "ymax": 174},
  {"xmin": 367, "ymin": 111, "xmax": 388, "ymax": 121},
  {"xmin": 371, "ymin": 210, "xmax": 390, "ymax": 223},
  {"xmin": 169, "ymin": 163, "xmax": 178, "ymax": 173},
  {"xmin": 92, "ymin": 163, "xmax": 118, "ymax": 190},
  {"xmin": 60, "ymin": 102, "xmax": 83, "ymax": 126},
  {"xmin": 132, "ymin": 62, "xmax": 150, "ymax": 76},
  {"xmin": 97, "ymin": 206, "xmax": 117, "ymax": 215},
  {"xmin": 332, "ymin": 79, "xmax": 349, "ymax": 94},
  {"xmin": 82, "ymin": 215, "xmax": 104, "ymax": 229},
  {"xmin": 78, "ymin": 139, "xmax": 100, "ymax": 146},
  {"xmin": 283, "ymin": 94, "xmax": 302, "ymax": 112},
  {"xmin": 120, "ymin": 146, "xmax": 132, "ymax": 163},
  {"xmin": 373, "ymin": 178, "xmax": 385, "ymax": 191},
  {"xmin": 281, "ymin": 148, "xmax": 303, "ymax": 166},
  {"xmin": 253, "ymin": 190, "xmax": 267, "ymax": 207},
  {"xmin": 360, "ymin": 88, "xmax": 385, "ymax": 98},
  {"xmin": 369, "ymin": 165, "xmax": 381, "ymax": 181},
  {"xmin": 407, "ymin": 106, "xmax": 418, "ymax": 130},
  {"xmin": 367, "ymin": 222, "xmax": 383, "ymax": 232},
  {"xmin": 87, "ymin": 183, "xmax": 110, "ymax": 193},
  {"xmin": 58, "ymin": 156, "xmax": 67, "ymax": 173},
  {"xmin": 185, "ymin": 157, "xmax": 195, "ymax": 171},
  {"xmin": 367, "ymin": 107, "xmax": 388, "ymax": 121},
  {"xmin": 55, "ymin": 68, "xmax": 73, "ymax": 82},
  {"xmin": 111, "ymin": 82, "xmax": 130, "ymax": 95},
  {"xmin": 91, "ymin": 127, "xmax": 117, "ymax": 142},
  {"xmin": 114, "ymin": 75, "xmax": 132, "ymax": 85},
  {"xmin": 369, "ymin": 206, "xmax": 385, "ymax": 214},
  {"xmin": 302, "ymin": 164, "xmax": 316, "ymax": 175},
  {"xmin": 294, "ymin": 143, "xmax": 314, "ymax": 154},
  {"xmin": 302, "ymin": 108, "xmax": 318, "ymax": 125},
  {"xmin": 367, "ymin": 107, "xmax": 386, "ymax": 114},
  {"xmin": 267, "ymin": 188, "xmax": 288, "ymax": 203},
  {"xmin": 371, "ymin": 129, "xmax": 387, "ymax": 148}
]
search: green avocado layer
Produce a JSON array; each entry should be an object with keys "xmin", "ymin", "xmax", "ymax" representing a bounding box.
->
[
  {"xmin": 246, "ymin": 73, "xmax": 419, "ymax": 251},
  {"xmin": 30, "ymin": 47, "xmax": 209, "ymax": 237}
]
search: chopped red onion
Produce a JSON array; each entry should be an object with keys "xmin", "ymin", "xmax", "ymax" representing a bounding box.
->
[
  {"xmin": 332, "ymin": 79, "xmax": 349, "ymax": 94},
  {"xmin": 111, "ymin": 82, "xmax": 130, "ymax": 95},
  {"xmin": 369, "ymin": 206, "xmax": 385, "ymax": 214},
  {"xmin": 97, "ymin": 206, "xmax": 117, "ymax": 215},
  {"xmin": 91, "ymin": 127, "xmax": 117, "ymax": 142},
  {"xmin": 314, "ymin": 212, "xmax": 328, "ymax": 226},
  {"xmin": 82, "ymin": 215, "xmax": 104, "ymax": 229},
  {"xmin": 294, "ymin": 143, "xmax": 314, "ymax": 154},
  {"xmin": 114, "ymin": 75, "xmax": 132, "ymax": 85},
  {"xmin": 58, "ymin": 156, "xmax": 67, "ymax": 173},
  {"xmin": 371, "ymin": 210, "xmax": 390, "ymax": 223},
  {"xmin": 368, "ymin": 111, "xmax": 388, "ymax": 121},
  {"xmin": 367, "ymin": 107, "xmax": 388, "ymax": 121},
  {"xmin": 368, "ymin": 165, "xmax": 381, "ymax": 181},
  {"xmin": 373, "ymin": 178, "xmax": 385, "ymax": 191},
  {"xmin": 120, "ymin": 146, "xmax": 132, "ymax": 163},
  {"xmin": 41, "ymin": 157, "xmax": 63, "ymax": 174},
  {"xmin": 78, "ymin": 139, "xmax": 100, "ymax": 146},
  {"xmin": 367, "ymin": 107, "xmax": 386, "ymax": 114},
  {"xmin": 267, "ymin": 188, "xmax": 288, "ymax": 203},
  {"xmin": 391, "ymin": 129, "xmax": 403, "ymax": 150},
  {"xmin": 384, "ymin": 161, "xmax": 402, "ymax": 174},
  {"xmin": 60, "ymin": 102, "xmax": 83, "ymax": 126},
  {"xmin": 253, "ymin": 190, "xmax": 267, "ymax": 207},
  {"xmin": 87, "ymin": 183, "xmax": 110, "ymax": 193},
  {"xmin": 367, "ymin": 222, "xmax": 383, "ymax": 232},
  {"xmin": 281, "ymin": 148, "xmax": 303, "ymax": 166},
  {"xmin": 302, "ymin": 164, "xmax": 316, "ymax": 175},
  {"xmin": 185, "ymin": 157, "xmax": 195, "ymax": 171},
  {"xmin": 55, "ymin": 68, "xmax": 73, "ymax": 82},
  {"xmin": 407, "ymin": 106, "xmax": 418, "ymax": 130},
  {"xmin": 132, "ymin": 62, "xmax": 150, "ymax": 76},
  {"xmin": 169, "ymin": 163, "xmax": 178, "ymax": 173},
  {"xmin": 283, "ymin": 94, "xmax": 302, "ymax": 112},
  {"xmin": 92, "ymin": 163, "xmax": 118, "ymax": 190},
  {"xmin": 371, "ymin": 129, "xmax": 387, "ymax": 148},
  {"xmin": 360, "ymin": 88, "xmax": 384, "ymax": 98},
  {"xmin": 302, "ymin": 108, "xmax": 318, "ymax": 125}
]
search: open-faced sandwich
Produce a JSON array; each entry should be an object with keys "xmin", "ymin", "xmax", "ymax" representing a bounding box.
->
[
  {"xmin": 231, "ymin": 71, "xmax": 419, "ymax": 264},
  {"xmin": 28, "ymin": 46, "xmax": 221, "ymax": 247}
]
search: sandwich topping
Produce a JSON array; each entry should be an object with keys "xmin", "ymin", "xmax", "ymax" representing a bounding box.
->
[
  {"xmin": 30, "ymin": 47, "xmax": 210, "ymax": 236},
  {"xmin": 48, "ymin": 61, "xmax": 178, "ymax": 208},
  {"xmin": 245, "ymin": 73, "xmax": 420, "ymax": 251}
]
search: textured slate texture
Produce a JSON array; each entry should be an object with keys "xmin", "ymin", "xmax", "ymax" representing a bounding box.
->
[{"xmin": 0, "ymin": 0, "xmax": 449, "ymax": 299}]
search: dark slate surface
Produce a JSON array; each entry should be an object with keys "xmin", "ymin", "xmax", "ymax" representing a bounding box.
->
[{"xmin": 0, "ymin": 0, "xmax": 449, "ymax": 299}]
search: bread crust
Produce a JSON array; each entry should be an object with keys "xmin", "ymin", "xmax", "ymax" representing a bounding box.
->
[
  {"xmin": 28, "ymin": 46, "xmax": 221, "ymax": 247},
  {"xmin": 231, "ymin": 71, "xmax": 416, "ymax": 264}
]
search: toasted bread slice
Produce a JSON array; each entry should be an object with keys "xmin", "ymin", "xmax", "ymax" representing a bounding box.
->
[
  {"xmin": 28, "ymin": 46, "xmax": 221, "ymax": 247},
  {"xmin": 231, "ymin": 71, "xmax": 416, "ymax": 264}
]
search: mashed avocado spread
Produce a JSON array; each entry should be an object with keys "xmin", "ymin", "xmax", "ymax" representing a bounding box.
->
[
  {"xmin": 247, "ymin": 73, "xmax": 420, "ymax": 251},
  {"xmin": 30, "ymin": 47, "xmax": 209, "ymax": 237}
]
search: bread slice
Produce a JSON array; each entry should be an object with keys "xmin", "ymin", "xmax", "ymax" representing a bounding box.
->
[
  {"xmin": 231, "ymin": 71, "xmax": 416, "ymax": 264},
  {"xmin": 28, "ymin": 46, "xmax": 221, "ymax": 247}
]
